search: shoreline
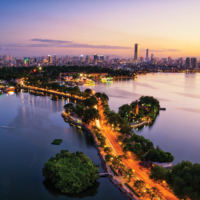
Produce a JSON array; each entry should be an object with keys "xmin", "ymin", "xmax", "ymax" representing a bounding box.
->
[{"xmin": 61, "ymin": 112, "xmax": 138, "ymax": 200}]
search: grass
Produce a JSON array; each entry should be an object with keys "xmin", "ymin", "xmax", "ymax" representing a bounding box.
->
[
  {"xmin": 110, "ymin": 165, "xmax": 119, "ymax": 176},
  {"xmin": 51, "ymin": 139, "xmax": 63, "ymax": 145},
  {"xmin": 125, "ymin": 183, "xmax": 141, "ymax": 197}
]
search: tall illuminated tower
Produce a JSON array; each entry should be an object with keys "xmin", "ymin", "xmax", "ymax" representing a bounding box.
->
[
  {"xmin": 134, "ymin": 44, "xmax": 139, "ymax": 61},
  {"xmin": 146, "ymin": 49, "xmax": 149, "ymax": 62}
]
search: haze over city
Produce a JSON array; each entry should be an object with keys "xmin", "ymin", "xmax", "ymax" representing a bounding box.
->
[
  {"xmin": 1, "ymin": 0, "xmax": 200, "ymax": 58},
  {"xmin": 1, "ymin": 1, "xmax": 200, "ymax": 200}
]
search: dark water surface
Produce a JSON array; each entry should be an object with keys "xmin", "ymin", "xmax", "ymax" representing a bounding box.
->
[
  {"xmin": 80, "ymin": 73, "xmax": 200, "ymax": 165},
  {"xmin": 0, "ymin": 92, "xmax": 127, "ymax": 200}
]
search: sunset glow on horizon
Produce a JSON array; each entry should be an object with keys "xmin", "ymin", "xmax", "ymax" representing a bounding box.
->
[{"xmin": 0, "ymin": 0, "xmax": 200, "ymax": 58}]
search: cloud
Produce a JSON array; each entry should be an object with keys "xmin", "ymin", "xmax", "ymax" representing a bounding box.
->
[
  {"xmin": 30, "ymin": 38, "xmax": 133, "ymax": 49},
  {"xmin": 148, "ymin": 49, "xmax": 182, "ymax": 53},
  {"xmin": 31, "ymin": 38, "xmax": 73, "ymax": 44},
  {"xmin": 62, "ymin": 43, "xmax": 132, "ymax": 49}
]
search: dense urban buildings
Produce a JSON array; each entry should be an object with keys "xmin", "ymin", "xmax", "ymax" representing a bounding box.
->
[{"xmin": 0, "ymin": 46, "xmax": 200, "ymax": 71}]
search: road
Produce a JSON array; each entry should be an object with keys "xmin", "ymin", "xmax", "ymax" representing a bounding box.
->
[{"xmin": 98, "ymin": 102, "xmax": 178, "ymax": 200}]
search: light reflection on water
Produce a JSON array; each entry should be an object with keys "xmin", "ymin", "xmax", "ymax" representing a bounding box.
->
[
  {"xmin": 80, "ymin": 73, "xmax": 200, "ymax": 164},
  {"xmin": 0, "ymin": 93, "xmax": 128, "ymax": 200}
]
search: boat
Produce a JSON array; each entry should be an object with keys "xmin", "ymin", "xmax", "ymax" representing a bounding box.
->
[{"xmin": 84, "ymin": 79, "xmax": 95, "ymax": 85}]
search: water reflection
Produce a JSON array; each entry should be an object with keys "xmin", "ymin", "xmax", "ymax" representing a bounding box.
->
[{"xmin": 43, "ymin": 180, "xmax": 100, "ymax": 199}]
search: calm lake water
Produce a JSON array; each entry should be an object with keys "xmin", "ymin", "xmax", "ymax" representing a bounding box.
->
[
  {"xmin": 0, "ymin": 92, "xmax": 127, "ymax": 200},
  {"xmin": 1, "ymin": 73, "xmax": 200, "ymax": 199},
  {"xmin": 80, "ymin": 73, "xmax": 200, "ymax": 165}
]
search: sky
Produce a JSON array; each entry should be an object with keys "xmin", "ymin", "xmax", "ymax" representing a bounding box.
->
[{"xmin": 0, "ymin": 0, "xmax": 200, "ymax": 58}]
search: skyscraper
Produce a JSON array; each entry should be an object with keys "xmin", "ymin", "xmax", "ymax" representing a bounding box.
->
[
  {"xmin": 94, "ymin": 54, "xmax": 98, "ymax": 63},
  {"xmin": 100, "ymin": 55, "xmax": 104, "ymax": 62},
  {"xmin": 186, "ymin": 57, "xmax": 191, "ymax": 68},
  {"xmin": 151, "ymin": 54, "xmax": 154, "ymax": 61},
  {"xmin": 134, "ymin": 44, "xmax": 139, "ymax": 61},
  {"xmin": 85, "ymin": 55, "xmax": 90, "ymax": 63},
  {"xmin": 48, "ymin": 55, "xmax": 52, "ymax": 63},
  {"xmin": 191, "ymin": 58, "xmax": 197, "ymax": 68},
  {"xmin": 146, "ymin": 49, "xmax": 149, "ymax": 62}
]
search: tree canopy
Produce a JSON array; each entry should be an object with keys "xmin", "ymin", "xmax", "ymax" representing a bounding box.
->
[{"xmin": 42, "ymin": 150, "xmax": 99, "ymax": 194}]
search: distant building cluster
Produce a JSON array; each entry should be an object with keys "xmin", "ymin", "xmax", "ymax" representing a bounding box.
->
[{"xmin": 0, "ymin": 44, "xmax": 200, "ymax": 70}]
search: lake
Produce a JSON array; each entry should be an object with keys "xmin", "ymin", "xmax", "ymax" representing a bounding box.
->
[
  {"xmin": 0, "ymin": 92, "xmax": 127, "ymax": 200},
  {"xmin": 80, "ymin": 73, "xmax": 200, "ymax": 165}
]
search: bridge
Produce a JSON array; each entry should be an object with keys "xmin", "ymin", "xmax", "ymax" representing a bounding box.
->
[{"xmin": 16, "ymin": 86, "xmax": 84, "ymax": 102}]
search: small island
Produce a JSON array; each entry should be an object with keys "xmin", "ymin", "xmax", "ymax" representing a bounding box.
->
[
  {"xmin": 51, "ymin": 139, "xmax": 63, "ymax": 145},
  {"xmin": 42, "ymin": 150, "xmax": 99, "ymax": 194}
]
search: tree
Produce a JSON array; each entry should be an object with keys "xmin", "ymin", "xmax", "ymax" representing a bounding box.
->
[
  {"xmin": 145, "ymin": 149, "xmax": 174, "ymax": 163},
  {"xmin": 118, "ymin": 104, "xmax": 132, "ymax": 118},
  {"xmin": 83, "ymin": 96, "xmax": 98, "ymax": 107},
  {"xmin": 95, "ymin": 92, "xmax": 101, "ymax": 99},
  {"xmin": 112, "ymin": 156, "xmax": 123, "ymax": 168},
  {"xmin": 83, "ymin": 107, "xmax": 99, "ymax": 124},
  {"xmin": 84, "ymin": 88, "xmax": 93, "ymax": 97},
  {"xmin": 101, "ymin": 92, "xmax": 109, "ymax": 102},
  {"xmin": 123, "ymin": 168, "xmax": 134, "ymax": 182},
  {"xmin": 166, "ymin": 161, "xmax": 200, "ymax": 200},
  {"xmin": 75, "ymin": 104, "xmax": 85, "ymax": 117},
  {"xmin": 149, "ymin": 165, "xmax": 167, "ymax": 182},
  {"xmin": 105, "ymin": 154, "xmax": 113, "ymax": 162},
  {"xmin": 145, "ymin": 188, "xmax": 157, "ymax": 200},
  {"xmin": 64, "ymin": 103, "xmax": 75, "ymax": 112},
  {"xmin": 42, "ymin": 150, "xmax": 99, "ymax": 194},
  {"xmin": 134, "ymin": 180, "xmax": 145, "ymax": 194},
  {"xmin": 104, "ymin": 147, "xmax": 112, "ymax": 154},
  {"xmin": 119, "ymin": 120, "xmax": 133, "ymax": 135}
]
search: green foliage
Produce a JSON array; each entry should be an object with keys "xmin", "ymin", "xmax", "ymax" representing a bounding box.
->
[
  {"xmin": 107, "ymin": 111, "xmax": 124, "ymax": 129},
  {"xmin": 104, "ymin": 147, "xmax": 112, "ymax": 154},
  {"xmin": 105, "ymin": 154, "xmax": 113, "ymax": 162},
  {"xmin": 75, "ymin": 104, "xmax": 85, "ymax": 117},
  {"xmin": 84, "ymin": 88, "xmax": 93, "ymax": 97},
  {"xmin": 83, "ymin": 96, "xmax": 98, "ymax": 107},
  {"xmin": 82, "ymin": 107, "xmax": 99, "ymax": 124},
  {"xmin": 134, "ymin": 180, "xmax": 145, "ymax": 194},
  {"xmin": 110, "ymin": 165, "xmax": 119, "ymax": 176},
  {"xmin": 42, "ymin": 150, "xmax": 99, "ymax": 194},
  {"xmin": 123, "ymin": 168, "xmax": 135, "ymax": 182},
  {"xmin": 63, "ymin": 103, "xmax": 75, "ymax": 112},
  {"xmin": 119, "ymin": 120, "xmax": 133, "ymax": 135},
  {"xmin": 125, "ymin": 183, "xmax": 141, "ymax": 197},
  {"xmin": 166, "ymin": 161, "xmax": 200, "ymax": 200},
  {"xmin": 51, "ymin": 139, "xmax": 63, "ymax": 145},
  {"xmin": 145, "ymin": 149, "xmax": 174, "ymax": 163},
  {"xmin": 149, "ymin": 165, "xmax": 167, "ymax": 181},
  {"xmin": 118, "ymin": 104, "xmax": 132, "ymax": 118}
]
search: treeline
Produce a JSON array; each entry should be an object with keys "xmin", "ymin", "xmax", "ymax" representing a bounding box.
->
[
  {"xmin": 150, "ymin": 161, "xmax": 200, "ymax": 200},
  {"xmin": 63, "ymin": 90, "xmax": 109, "ymax": 124},
  {"xmin": 101, "ymin": 95, "xmax": 174, "ymax": 163},
  {"xmin": 0, "ymin": 65, "xmax": 133, "ymax": 81}
]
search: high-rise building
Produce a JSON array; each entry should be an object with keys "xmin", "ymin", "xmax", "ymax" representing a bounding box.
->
[
  {"xmin": 9, "ymin": 55, "xmax": 12, "ymax": 61},
  {"xmin": 134, "ymin": 44, "xmax": 139, "ymax": 61},
  {"xmin": 94, "ymin": 54, "xmax": 98, "ymax": 63},
  {"xmin": 186, "ymin": 57, "xmax": 191, "ymax": 68},
  {"xmin": 80, "ymin": 55, "xmax": 84, "ymax": 62},
  {"xmin": 100, "ymin": 55, "xmax": 104, "ymax": 62},
  {"xmin": 54, "ymin": 54, "xmax": 57, "ymax": 63},
  {"xmin": 151, "ymin": 54, "xmax": 154, "ymax": 60},
  {"xmin": 3, "ymin": 55, "xmax": 9, "ymax": 62},
  {"xmin": 191, "ymin": 57, "xmax": 197, "ymax": 68},
  {"xmin": 106, "ymin": 56, "xmax": 110, "ymax": 62},
  {"xmin": 48, "ymin": 55, "xmax": 52, "ymax": 63},
  {"xmin": 146, "ymin": 49, "xmax": 149, "ymax": 61},
  {"xmin": 85, "ymin": 55, "xmax": 90, "ymax": 63}
]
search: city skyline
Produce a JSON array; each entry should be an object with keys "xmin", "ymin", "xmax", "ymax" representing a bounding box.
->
[{"xmin": 1, "ymin": 0, "xmax": 200, "ymax": 58}]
